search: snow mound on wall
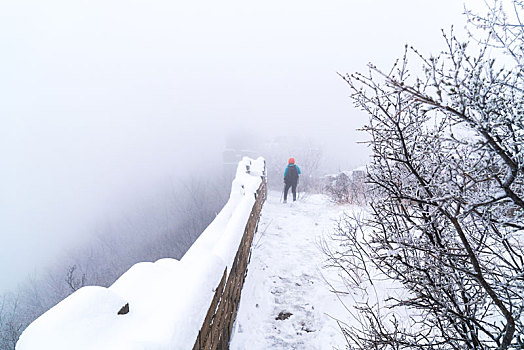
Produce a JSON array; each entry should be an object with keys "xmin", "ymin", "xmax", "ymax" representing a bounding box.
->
[{"xmin": 16, "ymin": 157, "xmax": 265, "ymax": 350}]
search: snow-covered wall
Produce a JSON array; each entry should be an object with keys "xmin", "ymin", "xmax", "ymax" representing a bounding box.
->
[{"xmin": 16, "ymin": 157, "xmax": 266, "ymax": 350}]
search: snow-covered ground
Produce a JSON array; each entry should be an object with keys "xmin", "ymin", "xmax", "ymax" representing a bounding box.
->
[
  {"xmin": 18, "ymin": 182, "xmax": 367, "ymax": 350},
  {"xmin": 230, "ymin": 191, "xmax": 354, "ymax": 350}
]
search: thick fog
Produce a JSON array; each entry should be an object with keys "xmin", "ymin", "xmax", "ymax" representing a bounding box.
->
[{"xmin": 0, "ymin": 0, "xmax": 473, "ymax": 293}]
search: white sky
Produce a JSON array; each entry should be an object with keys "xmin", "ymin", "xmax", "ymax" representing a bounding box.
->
[{"xmin": 0, "ymin": 0, "xmax": 477, "ymax": 293}]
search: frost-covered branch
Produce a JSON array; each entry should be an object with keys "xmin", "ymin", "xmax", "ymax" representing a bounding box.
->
[{"xmin": 333, "ymin": 1, "xmax": 524, "ymax": 348}]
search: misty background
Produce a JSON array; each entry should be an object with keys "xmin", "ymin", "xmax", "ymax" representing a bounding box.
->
[{"xmin": 0, "ymin": 0, "xmax": 473, "ymax": 297}]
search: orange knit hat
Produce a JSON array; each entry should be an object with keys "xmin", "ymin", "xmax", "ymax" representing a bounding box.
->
[{"xmin": 288, "ymin": 157, "xmax": 295, "ymax": 164}]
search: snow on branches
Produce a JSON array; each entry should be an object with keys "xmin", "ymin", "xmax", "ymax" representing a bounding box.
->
[{"xmin": 335, "ymin": 1, "xmax": 524, "ymax": 348}]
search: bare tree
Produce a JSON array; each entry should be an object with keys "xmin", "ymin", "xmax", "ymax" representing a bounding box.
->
[
  {"xmin": 0, "ymin": 296, "xmax": 22, "ymax": 350},
  {"xmin": 324, "ymin": 171, "xmax": 368, "ymax": 205},
  {"xmin": 65, "ymin": 265, "xmax": 87, "ymax": 292},
  {"xmin": 465, "ymin": 0, "xmax": 524, "ymax": 70},
  {"xmin": 332, "ymin": 1, "xmax": 524, "ymax": 348}
]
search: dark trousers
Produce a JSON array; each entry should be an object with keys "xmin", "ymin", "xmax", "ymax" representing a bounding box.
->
[{"xmin": 284, "ymin": 182, "xmax": 297, "ymax": 201}]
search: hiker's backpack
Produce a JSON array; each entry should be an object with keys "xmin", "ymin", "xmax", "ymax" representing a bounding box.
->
[{"xmin": 285, "ymin": 164, "xmax": 299, "ymax": 184}]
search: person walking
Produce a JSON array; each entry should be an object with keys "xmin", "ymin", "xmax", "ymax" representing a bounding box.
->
[{"xmin": 283, "ymin": 157, "xmax": 301, "ymax": 203}]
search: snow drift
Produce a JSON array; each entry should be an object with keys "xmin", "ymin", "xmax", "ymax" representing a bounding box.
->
[{"xmin": 16, "ymin": 157, "xmax": 266, "ymax": 350}]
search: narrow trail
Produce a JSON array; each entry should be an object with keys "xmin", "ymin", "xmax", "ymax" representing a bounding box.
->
[{"xmin": 230, "ymin": 191, "xmax": 349, "ymax": 350}]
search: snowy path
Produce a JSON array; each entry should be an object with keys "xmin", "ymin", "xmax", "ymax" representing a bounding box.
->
[{"xmin": 230, "ymin": 191, "xmax": 349, "ymax": 350}]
